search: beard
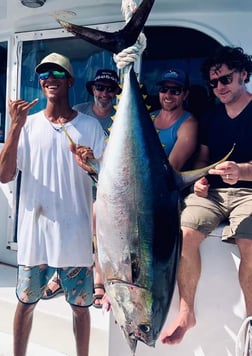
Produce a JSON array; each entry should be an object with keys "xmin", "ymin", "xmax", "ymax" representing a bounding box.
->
[{"xmin": 94, "ymin": 96, "xmax": 113, "ymax": 110}]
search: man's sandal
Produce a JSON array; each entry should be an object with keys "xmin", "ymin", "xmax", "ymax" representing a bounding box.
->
[
  {"xmin": 93, "ymin": 283, "xmax": 105, "ymax": 309},
  {"xmin": 42, "ymin": 280, "xmax": 64, "ymax": 299}
]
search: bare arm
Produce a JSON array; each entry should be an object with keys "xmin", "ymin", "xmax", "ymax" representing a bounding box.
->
[
  {"xmin": 192, "ymin": 144, "xmax": 210, "ymax": 197},
  {"xmin": 168, "ymin": 115, "xmax": 198, "ymax": 171},
  {"xmin": 238, "ymin": 162, "xmax": 252, "ymax": 180},
  {"xmin": 0, "ymin": 98, "xmax": 38, "ymax": 183},
  {"xmin": 69, "ymin": 143, "xmax": 97, "ymax": 174},
  {"xmin": 193, "ymin": 143, "xmax": 209, "ymax": 169}
]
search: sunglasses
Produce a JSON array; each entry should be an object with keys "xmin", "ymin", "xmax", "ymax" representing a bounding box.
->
[
  {"xmin": 39, "ymin": 70, "xmax": 67, "ymax": 80},
  {"xmin": 94, "ymin": 84, "xmax": 116, "ymax": 93},
  {"xmin": 159, "ymin": 86, "xmax": 183, "ymax": 96},
  {"xmin": 209, "ymin": 70, "xmax": 236, "ymax": 89}
]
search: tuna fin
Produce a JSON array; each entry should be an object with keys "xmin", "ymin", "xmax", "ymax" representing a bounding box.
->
[
  {"xmin": 56, "ymin": 0, "xmax": 155, "ymax": 54},
  {"xmin": 175, "ymin": 143, "xmax": 236, "ymax": 189}
]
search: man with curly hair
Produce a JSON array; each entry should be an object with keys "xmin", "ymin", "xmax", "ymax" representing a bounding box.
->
[{"xmin": 160, "ymin": 46, "xmax": 252, "ymax": 345}]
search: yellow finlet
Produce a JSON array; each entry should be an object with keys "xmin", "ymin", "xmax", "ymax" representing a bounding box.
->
[{"xmin": 178, "ymin": 144, "xmax": 236, "ymax": 176}]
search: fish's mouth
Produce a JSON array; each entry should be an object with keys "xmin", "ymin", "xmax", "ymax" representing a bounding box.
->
[
  {"xmin": 128, "ymin": 323, "xmax": 154, "ymax": 346},
  {"xmin": 128, "ymin": 333, "xmax": 155, "ymax": 350}
]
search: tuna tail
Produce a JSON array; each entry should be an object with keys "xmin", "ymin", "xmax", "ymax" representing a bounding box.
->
[
  {"xmin": 56, "ymin": 0, "xmax": 155, "ymax": 54},
  {"xmin": 175, "ymin": 144, "xmax": 236, "ymax": 190}
]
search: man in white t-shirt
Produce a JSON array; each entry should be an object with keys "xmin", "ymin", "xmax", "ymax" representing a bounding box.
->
[
  {"xmin": 0, "ymin": 52, "xmax": 105, "ymax": 356},
  {"xmin": 43, "ymin": 69, "xmax": 121, "ymax": 306}
]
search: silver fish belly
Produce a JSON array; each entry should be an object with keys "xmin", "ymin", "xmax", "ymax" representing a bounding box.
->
[{"xmin": 96, "ymin": 65, "xmax": 182, "ymax": 353}]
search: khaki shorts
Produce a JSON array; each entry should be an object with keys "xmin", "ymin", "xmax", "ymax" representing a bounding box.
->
[
  {"xmin": 16, "ymin": 265, "xmax": 94, "ymax": 306},
  {"xmin": 181, "ymin": 188, "xmax": 252, "ymax": 241}
]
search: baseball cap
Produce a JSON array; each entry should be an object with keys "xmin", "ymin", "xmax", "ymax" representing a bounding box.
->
[
  {"xmin": 35, "ymin": 52, "xmax": 74, "ymax": 78},
  {"xmin": 157, "ymin": 69, "xmax": 189, "ymax": 88},
  {"xmin": 86, "ymin": 69, "xmax": 121, "ymax": 95}
]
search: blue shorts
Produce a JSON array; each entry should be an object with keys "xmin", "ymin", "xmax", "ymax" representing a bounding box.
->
[{"xmin": 16, "ymin": 265, "xmax": 94, "ymax": 306}]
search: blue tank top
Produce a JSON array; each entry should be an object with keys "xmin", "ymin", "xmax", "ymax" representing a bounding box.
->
[{"xmin": 153, "ymin": 111, "xmax": 191, "ymax": 156}]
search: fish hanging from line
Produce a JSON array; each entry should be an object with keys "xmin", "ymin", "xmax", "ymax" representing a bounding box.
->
[
  {"xmin": 56, "ymin": 1, "xmax": 234, "ymax": 353},
  {"xmin": 56, "ymin": 0, "xmax": 155, "ymax": 54},
  {"xmin": 95, "ymin": 64, "xmax": 234, "ymax": 355}
]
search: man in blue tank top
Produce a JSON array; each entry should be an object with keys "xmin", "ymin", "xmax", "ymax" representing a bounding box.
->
[
  {"xmin": 152, "ymin": 68, "xmax": 198, "ymax": 171},
  {"xmin": 161, "ymin": 46, "xmax": 252, "ymax": 347}
]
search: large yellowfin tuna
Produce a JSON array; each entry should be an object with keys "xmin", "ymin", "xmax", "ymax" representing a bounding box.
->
[
  {"xmin": 56, "ymin": 1, "xmax": 233, "ymax": 353},
  {"xmin": 96, "ymin": 65, "xmax": 178, "ymax": 353},
  {"xmin": 96, "ymin": 65, "xmax": 233, "ymax": 354}
]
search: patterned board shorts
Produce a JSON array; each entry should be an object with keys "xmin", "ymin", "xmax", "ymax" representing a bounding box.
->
[{"xmin": 16, "ymin": 265, "xmax": 94, "ymax": 306}]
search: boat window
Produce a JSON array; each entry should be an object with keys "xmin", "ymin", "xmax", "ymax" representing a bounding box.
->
[
  {"xmin": 0, "ymin": 42, "xmax": 7, "ymax": 143},
  {"xmin": 141, "ymin": 26, "xmax": 221, "ymax": 115}
]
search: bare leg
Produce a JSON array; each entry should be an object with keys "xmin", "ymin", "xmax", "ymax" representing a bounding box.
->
[
  {"xmin": 93, "ymin": 255, "xmax": 105, "ymax": 307},
  {"xmin": 160, "ymin": 227, "xmax": 205, "ymax": 345},
  {"xmin": 236, "ymin": 239, "xmax": 252, "ymax": 317},
  {"xmin": 92, "ymin": 201, "xmax": 105, "ymax": 307},
  {"xmin": 71, "ymin": 305, "xmax": 90, "ymax": 356},
  {"xmin": 13, "ymin": 301, "xmax": 37, "ymax": 356},
  {"xmin": 235, "ymin": 239, "xmax": 252, "ymax": 356}
]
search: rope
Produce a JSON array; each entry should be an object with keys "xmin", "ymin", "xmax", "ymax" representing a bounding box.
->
[
  {"xmin": 113, "ymin": 0, "xmax": 147, "ymax": 70},
  {"xmin": 121, "ymin": 0, "xmax": 138, "ymax": 23},
  {"xmin": 235, "ymin": 316, "xmax": 252, "ymax": 356},
  {"xmin": 113, "ymin": 32, "xmax": 147, "ymax": 69}
]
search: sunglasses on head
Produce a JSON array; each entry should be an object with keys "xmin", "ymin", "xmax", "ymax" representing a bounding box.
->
[
  {"xmin": 159, "ymin": 86, "xmax": 183, "ymax": 96},
  {"xmin": 38, "ymin": 70, "xmax": 67, "ymax": 80},
  {"xmin": 94, "ymin": 84, "xmax": 116, "ymax": 93},
  {"xmin": 209, "ymin": 70, "xmax": 236, "ymax": 89}
]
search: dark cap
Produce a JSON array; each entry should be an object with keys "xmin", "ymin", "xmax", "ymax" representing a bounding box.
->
[
  {"xmin": 157, "ymin": 69, "xmax": 189, "ymax": 88},
  {"xmin": 35, "ymin": 52, "xmax": 74, "ymax": 78},
  {"xmin": 86, "ymin": 69, "xmax": 121, "ymax": 95}
]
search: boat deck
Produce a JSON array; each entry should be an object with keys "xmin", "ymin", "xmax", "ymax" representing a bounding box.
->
[{"xmin": 0, "ymin": 228, "xmax": 248, "ymax": 356}]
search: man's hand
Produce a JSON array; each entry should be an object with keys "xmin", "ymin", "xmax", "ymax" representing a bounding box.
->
[
  {"xmin": 194, "ymin": 176, "xmax": 210, "ymax": 197},
  {"xmin": 8, "ymin": 98, "xmax": 38, "ymax": 128},
  {"xmin": 208, "ymin": 161, "xmax": 240, "ymax": 185},
  {"xmin": 70, "ymin": 143, "xmax": 97, "ymax": 174}
]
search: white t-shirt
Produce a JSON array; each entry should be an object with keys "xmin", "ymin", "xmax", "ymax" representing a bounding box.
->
[{"xmin": 16, "ymin": 111, "xmax": 105, "ymax": 267}]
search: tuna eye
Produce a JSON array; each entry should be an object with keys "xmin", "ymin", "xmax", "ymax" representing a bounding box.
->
[{"xmin": 139, "ymin": 324, "xmax": 151, "ymax": 334}]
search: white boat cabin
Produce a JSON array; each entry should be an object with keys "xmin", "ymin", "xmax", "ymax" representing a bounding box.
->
[{"xmin": 1, "ymin": 1, "xmax": 252, "ymax": 355}]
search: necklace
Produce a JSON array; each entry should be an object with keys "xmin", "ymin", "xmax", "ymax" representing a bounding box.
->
[
  {"xmin": 48, "ymin": 120, "xmax": 62, "ymax": 132},
  {"xmin": 46, "ymin": 111, "xmax": 76, "ymax": 132}
]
